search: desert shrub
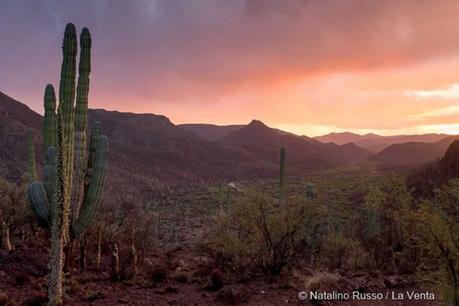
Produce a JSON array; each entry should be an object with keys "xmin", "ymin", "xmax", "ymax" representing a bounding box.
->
[
  {"xmin": 0, "ymin": 294, "xmax": 7, "ymax": 306},
  {"xmin": 150, "ymin": 266, "xmax": 168, "ymax": 283},
  {"xmin": 405, "ymin": 180, "xmax": 459, "ymax": 306},
  {"xmin": 23, "ymin": 293, "xmax": 47, "ymax": 306},
  {"xmin": 0, "ymin": 293, "xmax": 14, "ymax": 306},
  {"xmin": 0, "ymin": 176, "xmax": 31, "ymax": 252},
  {"xmin": 13, "ymin": 271, "xmax": 29, "ymax": 286},
  {"xmin": 320, "ymin": 232, "xmax": 370, "ymax": 272},
  {"xmin": 363, "ymin": 175, "xmax": 412, "ymax": 269},
  {"xmin": 208, "ymin": 191, "xmax": 317, "ymax": 278},
  {"xmin": 211, "ymin": 268, "xmax": 224, "ymax": 290},
  {"xmin": 216, "ymin": 285, "xmax": 247, "ymax": 305},
  {"xmin": 83, "ymin": 291, "xmax": 104, "ymax": 302},
  {"xmin": 304, "ymin": 272, "xmax": 342, "ymax": 293}
]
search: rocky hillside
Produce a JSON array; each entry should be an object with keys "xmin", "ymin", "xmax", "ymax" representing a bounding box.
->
[
  {"xmin": 369, "ymin": 136, "xmax": 459, "ymax": 170},
  {"xmin": 218, "ymin": 120, "xmax": 372, "ymax": 172},
  {"xmin": 407, "ymin": 139, "xmax": 459, "ymax": 197},
  {"xmin": 315, "ymin": 131, "xmax": 450, "ymax": 153},
  {"xmin": 178, "ymin": 123, "xmax": 244, "ymax": 141},
  {"xmin": 1, "ymin": 91, "xmax": 375, "ymax": 190}
]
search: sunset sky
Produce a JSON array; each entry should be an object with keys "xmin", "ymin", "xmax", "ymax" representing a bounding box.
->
[{"xmin": 2, "ymin": 0, "xmax": 459, "ymax": 136}]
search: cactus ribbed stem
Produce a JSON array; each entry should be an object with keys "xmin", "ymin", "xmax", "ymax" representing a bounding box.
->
[
  {"xmin": 27, "ymin": 182, "xmax": 50, "ymax": 226},
  {"xmin": 44, "ymin": 85, "xmax": 57, "ymax": 162},
  {"xmin": 48, "ymin": 124, "xmax": 66, "ymax": 306},
  {"xmin": 72, "ymin": 135, "xmax": 109, "ymax": 236},
  {"xmin": 25, "ymin": 23, "xmax": 108, "ymax": 306},
  {"xmin": 74, "ymin": 27, "xmax": 91, "ymax": 133},
  {"xmin": 87, "ymin": 121, "xmax": 101, "ymax": 169},
  {"xmin": 58, "ymin": 23, "xmax": 77, "ymax": 125},
  {"xmin": 72, "ymin": 27, "xmax": 91, "ymax": 222},
  {"xmin": 43, "ymin": 147, "xmax": 56, "ymax": 201},
  {"xmin": 26, "ymin": 129, "xmax": 38, "ymax": 182}
]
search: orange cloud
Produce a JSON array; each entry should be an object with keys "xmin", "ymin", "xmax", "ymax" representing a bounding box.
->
[{"xmin": 2, "ymin": 1, "xmax": 459, "ymax": 136}]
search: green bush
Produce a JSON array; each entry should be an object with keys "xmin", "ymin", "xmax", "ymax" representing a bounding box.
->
[
  {"xmin": 405, "ymin": 180, "xmax": 459, "ymax": 306},
  {"xmin": 320, "ymin": 232, "xmax": 370, "ymax": 272},
  {"xmin": 209, "ymin": 191, "xmax": 317, "ymax": 278}
]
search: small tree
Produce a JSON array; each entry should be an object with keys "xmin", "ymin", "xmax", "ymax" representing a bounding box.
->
[
  {"xmin": 363, "ymin": 175, "xmax": 412, "ymax": 269},
  {"xmin": 210, "ymin": 191, "xmax": 316, "ymax": 278},
  {"xmin": 0, "ymin": 177, "xmax": 30, "ymax": 251},
  {"xmin": 407, "ymin": 180, "xmax": 459, "ymax": 305}
]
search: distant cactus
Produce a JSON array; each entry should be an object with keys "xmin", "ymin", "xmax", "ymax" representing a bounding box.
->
[
  {"xmin": 169, "ymin": 202, "xmax": 179, "ymax": 244},
  {"xmin": 366, "ymin": 207, "xmax": 381, "ymax": 239},
  {"xmin": 26, "ymin": 23, "xmax": 108, "ymax": 306},
  {"xmin": 279, "ymin": 147, "xmax": 286, "ymax": 204},
  {"xmin": 306, "ymin": 183, "xmax": 316, "ymax": 199}
]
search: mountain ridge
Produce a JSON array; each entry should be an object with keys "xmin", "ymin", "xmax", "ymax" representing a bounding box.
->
[
  {"xmin": 368, "ymin": 136, "xmax": 459, "ymax": 170},
  {"xmin": 1, "ymin": 91, "xmax": 373, "ymax": 186},
  {"xmin": 4, "ymin": 89, "xmax": 457, "ymax": 185},
  {"xmin": 315, "ymin": 131, "xmax": 452, "ymax": 152}
]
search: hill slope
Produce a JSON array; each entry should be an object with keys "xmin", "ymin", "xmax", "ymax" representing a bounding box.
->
[
  {"xmin": 218, "ymin": 120, "xmax": 372, "ymax": 173},
  {"xmin": 315, "ymin": 132, "xmax": 450, "ymax": 152},
  {"xmin": 314, "ymin": 132, "xmax": 383, "ymax": 145},
  {"xmin": 0, "ymin": 91, "xmax": 266, "ymax": 188},
  {"xmin": 407, "ymin": 140, "xmax": 459, "ymax": 197},
  {"xmin": 0, "ymin": 91, "xmax": 42, "ymax": 180},
  {"xmin": 368, "ymin": 136, "xmax": 459, "ymax": 169},
  {"xmin": 2, "ymin": 91, "xmax": 376, "ymax": 190},
  {"xmin": 178, "ymin": 124, "xmax": 244, "ymax": 141},
  {"xmin": 88, "ymin": 109, "xmax": 268, "ymax": 183}
]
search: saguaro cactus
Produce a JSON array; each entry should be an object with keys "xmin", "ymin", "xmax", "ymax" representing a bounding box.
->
[
  {"xmin": 306, "ymin": 183, "xmax": 316, "ymax": 199},
  {"xmin": 279, "ymin": 147, "xmax": 286, "ymax": 204},
  {"xmin": 26, "ymin": 23, "xmax": 108, "ymax": 306}
]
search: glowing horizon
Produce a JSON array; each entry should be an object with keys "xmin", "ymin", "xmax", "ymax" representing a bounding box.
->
[{"xmin": 2, "ymin": 0, "xmax": 459, "ymax": 137}]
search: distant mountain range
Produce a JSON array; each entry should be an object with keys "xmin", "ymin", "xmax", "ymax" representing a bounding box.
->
[
  {"xmin": 216, "ymin": 120, "xmax": 371, "ymax": 170},
  {"xmin": 178, "ymin": 123, "xmax": 457, "ymax": 169},
  {"xmin": 179, "ymin": 124, "xmax": 244, "ymax": 141},
  {"xmin": 2, "ymin": 90, "xmax": 458, "ymax": 192},
  {"xmin": 314, "ymin": 132, "xmax": 450, "ymax": 153},
  {"xmin": 368, "ymin": 136, "xmax": 459, "ymax": 170},
  {"xmin": 0, "ymin": 91, "xmax": 368, "ymax": 189},
  {"xmin": 407, "ymin": 139, "xmax": 459, "ymax": 197}
]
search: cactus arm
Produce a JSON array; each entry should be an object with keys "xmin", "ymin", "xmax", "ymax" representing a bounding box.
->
[
  {"xmin": 43, "ymin": 165, "xmax": 53, "ymax": 201},
  {"xmin": 72, "ymin": 121, "xmax": 100, "ymax": 226},
  {"xmin": 87, "ymin": 121, "xmax": 101, "ymax": 169},
  {"xmin": 43, "ymin": 84, "xmax": 57, "ymax": 162},
  {"xmin": 26, "ymin": 129, "xmax": 37, "ymax": 182},
  {"xmin": 74, "ymin": 27, "xmax": 91, "ymax": 133},
  {"xmin": 48, "ymin": 23, "xmax": 77, "ymax": 306},
  {"xmin": 27, "ymin": 181, "xmax": 50, "ymax": 226},
  {"xmin": 43, "ymin": 147, "xmax": 56, "ymax": 201},
  {"xmin": 58, "ymin": 23, "xmax": 77, "ymax": 123},
  {"xmin": 43, "ymin": 85, "xmax": 57, "ymax": 201},
  {"xmin": 72, "ymin": 135, "xmax": 108, "ymax": 236},
  {"xmin": 72, "ymin": 28, "xmax": 92, "ymax": 222},
  {"xmin": 58, "ymin": 23, "xmax": 77, "ymax": 214}
]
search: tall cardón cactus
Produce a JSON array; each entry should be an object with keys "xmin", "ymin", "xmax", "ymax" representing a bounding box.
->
[
  {"xmin": 26, "ymin": 23, "xmax": 108, "ymax": 306},
  {"xmin": 279, "ymin": 146, "xmax": 286, "ymax": 204}
]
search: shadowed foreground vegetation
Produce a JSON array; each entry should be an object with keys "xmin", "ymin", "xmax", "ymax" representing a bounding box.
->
[{"xmin": 1, "ymin": 159, "xmax": 458, "ymax": 304}]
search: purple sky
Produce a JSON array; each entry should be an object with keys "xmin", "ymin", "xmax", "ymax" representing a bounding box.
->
[{"xmin": 2, "ymin": 0, "xmax": 459, "ymax": 136}]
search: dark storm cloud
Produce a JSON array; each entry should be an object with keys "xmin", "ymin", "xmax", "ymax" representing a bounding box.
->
[{"xmin": 1, "ymin": 0, "xmax": 459, "ymax": 127}]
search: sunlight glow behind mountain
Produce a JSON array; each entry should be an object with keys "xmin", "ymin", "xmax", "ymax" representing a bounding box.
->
[{"xmin": 1, "ymin": 0, "xmax": 459, "ymax": 137}]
